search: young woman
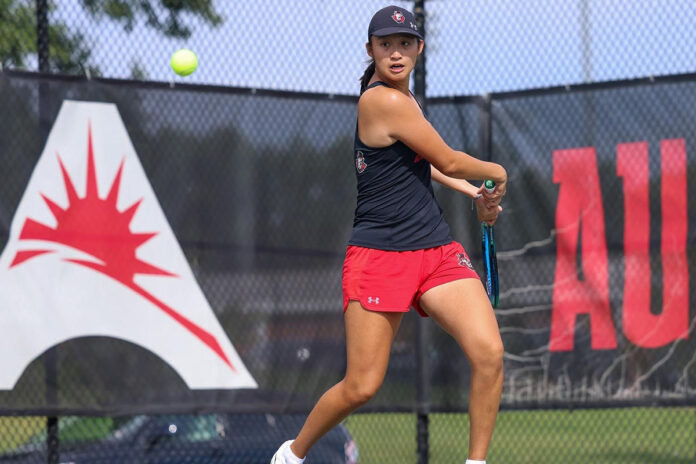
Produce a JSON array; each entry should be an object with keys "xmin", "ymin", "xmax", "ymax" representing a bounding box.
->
[{"xmin": 272, "ymin": 6, "xmax": 506, "ymax": 464}]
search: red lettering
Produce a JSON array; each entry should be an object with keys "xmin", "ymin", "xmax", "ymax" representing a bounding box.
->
[
  {"xmin": 550, "ymin": 147, "xmax": 617, "ymax": 351},
  {"xmin": 660, "ymin": 139, "xmax": 690, "ymax": 344},
  {"xmin": 617, "ymin": 140, "xmax": 689, "ymax": 347},
  {"xmin": 617, "ymin": 142, "xmax": 652, "ymax": 345}
]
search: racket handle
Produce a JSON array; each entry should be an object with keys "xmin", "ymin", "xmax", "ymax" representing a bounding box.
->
[
  {"xmin": 484, "ymin": 179, "xmax": 496, "ymax": 194},
  {"xmin": 480, "ymin": 222, "xmax": 499, "ymax": 308}
]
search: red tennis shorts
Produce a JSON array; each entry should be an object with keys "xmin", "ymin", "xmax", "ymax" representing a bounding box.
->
[{"xmin": 342, "ymin": 241, "xmax": 479, "ymax": 317}]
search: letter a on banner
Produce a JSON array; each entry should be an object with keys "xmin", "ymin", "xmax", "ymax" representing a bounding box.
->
[
  {"xmin": 0, "ymin": 100, "xmax": 257, "ymax": 390},
  {"xmin": 550, "ymin": 147, "xmax": 617, "ymax": 351}
]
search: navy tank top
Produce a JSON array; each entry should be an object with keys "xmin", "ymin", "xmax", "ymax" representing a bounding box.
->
[{"xmin": 348, "ymin": 81, "xmax": 452, "ymax": 251}]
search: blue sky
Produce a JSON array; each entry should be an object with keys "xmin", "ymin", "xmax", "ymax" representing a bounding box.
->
[{"xmin": 52, "ymin": 0, "xmax": 696, "ymax": 96}]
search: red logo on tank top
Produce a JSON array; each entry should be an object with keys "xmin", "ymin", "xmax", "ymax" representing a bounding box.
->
[
  {"xmin": 392, "ymin": 11, "xmax": 405, "ymax": 23},
  {"xmin": 356, "ymin": 151, "xmax": 367, "ymax": 173}
]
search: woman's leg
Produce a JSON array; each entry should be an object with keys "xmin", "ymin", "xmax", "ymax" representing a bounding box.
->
[
  {"xmin": 418, "ymin": 278, "xmax": 504, "ymax": 461},
  {"xmin": 290, "ymin": 301, "xmax": 403, "ymax": 458}
]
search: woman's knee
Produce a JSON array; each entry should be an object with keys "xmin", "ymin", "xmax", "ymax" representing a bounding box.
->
[
  {"xmin": 469, "ymin": 337, "xmax": 504, "ymax": 375},
  {"xmin": 342, "ymin": 377, "xmax": 383, "ymax": 406}
]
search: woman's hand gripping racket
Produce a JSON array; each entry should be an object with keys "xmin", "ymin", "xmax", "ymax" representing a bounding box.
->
[{"xmin": 481, "ymin": 180, "xmax": 499, "ymax": 308}]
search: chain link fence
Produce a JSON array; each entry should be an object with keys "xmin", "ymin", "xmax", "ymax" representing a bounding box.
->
[
  {"xmin": 5, "ymin": 1, "xmax": 696, "ymax": 95},
  {"xmin": 1, "ymin": 1, "xmax": 695, "ymax": 463},
  {"xmin": 428, "ymin": 0, "xmax": 696, "ymax": 96}
]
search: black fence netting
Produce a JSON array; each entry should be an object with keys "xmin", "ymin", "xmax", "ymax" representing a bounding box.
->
[
  {"xmin": 473, "ymin": 79, "xmax": 696, "ymax": 406},
  {"xmin": 0, "ymin": 72, "xmax": 361, "ymax": 413},
  {"xmin": 0, "ymin": 71, "xmax": 371, "ymax": 463},
  {"xmin": 0, "ymin": 69, "xmax": 694, "ymax": 464}
]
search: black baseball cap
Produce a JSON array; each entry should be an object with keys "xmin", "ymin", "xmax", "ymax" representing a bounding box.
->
[{"xmin": 368, "ymin": 5, "xmax": 423, "ymax": 40}]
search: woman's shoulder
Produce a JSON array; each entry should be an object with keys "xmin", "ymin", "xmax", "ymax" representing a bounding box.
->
[{"xmin": 358, "ymin": 84, "xmax": 412, "ymax": 115}]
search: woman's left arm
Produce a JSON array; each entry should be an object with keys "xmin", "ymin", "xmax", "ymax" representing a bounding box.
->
[
  {"xmin": 430, "ymin": 165, "xmax": 481, "ymax": 199},
  {"xmin": 432, "ymin": 165, "xmax": 502, "ymax": 225}
]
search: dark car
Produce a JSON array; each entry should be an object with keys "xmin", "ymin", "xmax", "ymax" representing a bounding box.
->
[{"xmin": 0, "ymin": 413, "xmax": 358, "ymax": 463}]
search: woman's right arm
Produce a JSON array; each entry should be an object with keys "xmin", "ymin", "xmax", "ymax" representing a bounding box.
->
[{"xmin": 361, "ymin": 88, "xmax": 507, "ymax": 197}]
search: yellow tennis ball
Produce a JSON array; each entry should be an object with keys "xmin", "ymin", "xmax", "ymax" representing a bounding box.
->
[{"xmin": 170, "ymin": 49, "xmax": 198, "ymax": 76}]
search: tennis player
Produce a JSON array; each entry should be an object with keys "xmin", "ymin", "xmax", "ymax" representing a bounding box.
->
[{"xmin": 272, "ymin": 5, "xmax": 506, "ymax": 464}]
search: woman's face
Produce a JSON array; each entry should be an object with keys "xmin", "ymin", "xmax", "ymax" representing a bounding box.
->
[{"xmin": 367, "ymin": 34, "xmax": 423, "ymax": 84}]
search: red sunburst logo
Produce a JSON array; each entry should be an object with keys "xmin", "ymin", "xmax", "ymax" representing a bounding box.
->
[{"xmin": 10, "ymin": 123, "xmax": 235, "ymax": 371}]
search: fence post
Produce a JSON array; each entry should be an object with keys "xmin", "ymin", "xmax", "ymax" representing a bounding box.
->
[
  {"xmin": 413, "ymin": 3, "xmax": 429, "ymax": 464},
  {"xmin": 413, "ymin": 0, "xmax": 427, "ymax": 111},
  {"xmin": 36, "ymin": 0, "xmax": 49, "ymax": 73},
  {"xmin": 478, "ymin": 93, "xmax": 492, "ymax": 162},
  {"xmin": 36, "ymin": 1, "xmax": 59, "ymax": 464}
]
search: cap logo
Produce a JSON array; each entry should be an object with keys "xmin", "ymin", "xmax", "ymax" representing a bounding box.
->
[{"xmin": 392, "ymin": 10, "xmax": 405, "ymax": 23}]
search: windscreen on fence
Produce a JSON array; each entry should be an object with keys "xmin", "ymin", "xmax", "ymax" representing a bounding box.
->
[
  {"xmin": 433, "ymin": 79, "xmax": 696, "ymax": 409},
  {"xmin": 0, "ymin": 71, "xmax": 694, "ymax": 416}
]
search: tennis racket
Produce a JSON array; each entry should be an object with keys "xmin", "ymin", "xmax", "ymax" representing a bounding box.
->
[{"xmin": 481, "ymin": 180, "xmax": 499, "ymax": 308}]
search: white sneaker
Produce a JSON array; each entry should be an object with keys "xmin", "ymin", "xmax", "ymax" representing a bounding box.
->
[{"xmin": 271, "ymin": 440, "xmax": 297, "ymax": 464}]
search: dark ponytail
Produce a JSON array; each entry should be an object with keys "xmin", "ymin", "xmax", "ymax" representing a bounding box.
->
[{"xmin": 359, "ymin": 60, "xmax": 376, "ymax": 94}]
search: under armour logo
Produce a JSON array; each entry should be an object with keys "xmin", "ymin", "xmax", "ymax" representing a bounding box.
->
[
  {"xmin": 410, "ymin": 21, "xmax": 418, "ymax": 31},
  {"xmin": 367, "ymin": 297, "xmax": 380, "ymax": 305}
]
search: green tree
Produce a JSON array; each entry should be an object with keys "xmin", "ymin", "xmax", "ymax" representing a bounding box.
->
[{"xmin": 0, "ymin": 0, "xmax": 222, "ymax": 75}]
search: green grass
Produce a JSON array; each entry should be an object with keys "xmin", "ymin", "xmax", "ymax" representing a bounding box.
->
[
  {"xmin": 0, "ymin": 416, "xmax": 116, "ymax": 453},
  {"xmin": 2, "ymin": 408, "xmax": 693, "ymax": 463},
  {"xmin": 344, "ymin": 408, "xmax": 696, "ymax": 464},
  {"xmin": 0, "ymin": 416, "xmax": 45, "ymax": 452}
]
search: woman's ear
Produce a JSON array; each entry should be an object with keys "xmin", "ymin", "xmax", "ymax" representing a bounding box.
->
[
  {"xmin": 417, "ymin": 39, "xmax": 424, "ymax": 55},
  {"xmin": 365, "ymin": 41, "xmax": 373, "ymax": 59}
]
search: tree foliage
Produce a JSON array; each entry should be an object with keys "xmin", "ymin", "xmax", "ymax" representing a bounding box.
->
[
  {"xmin": 80, "ymin": 0, "xmax": 222, "ymax": 38},
  {"xmin": 0, "ymin": 0, "xmax": 89, "ymax": 72}
]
